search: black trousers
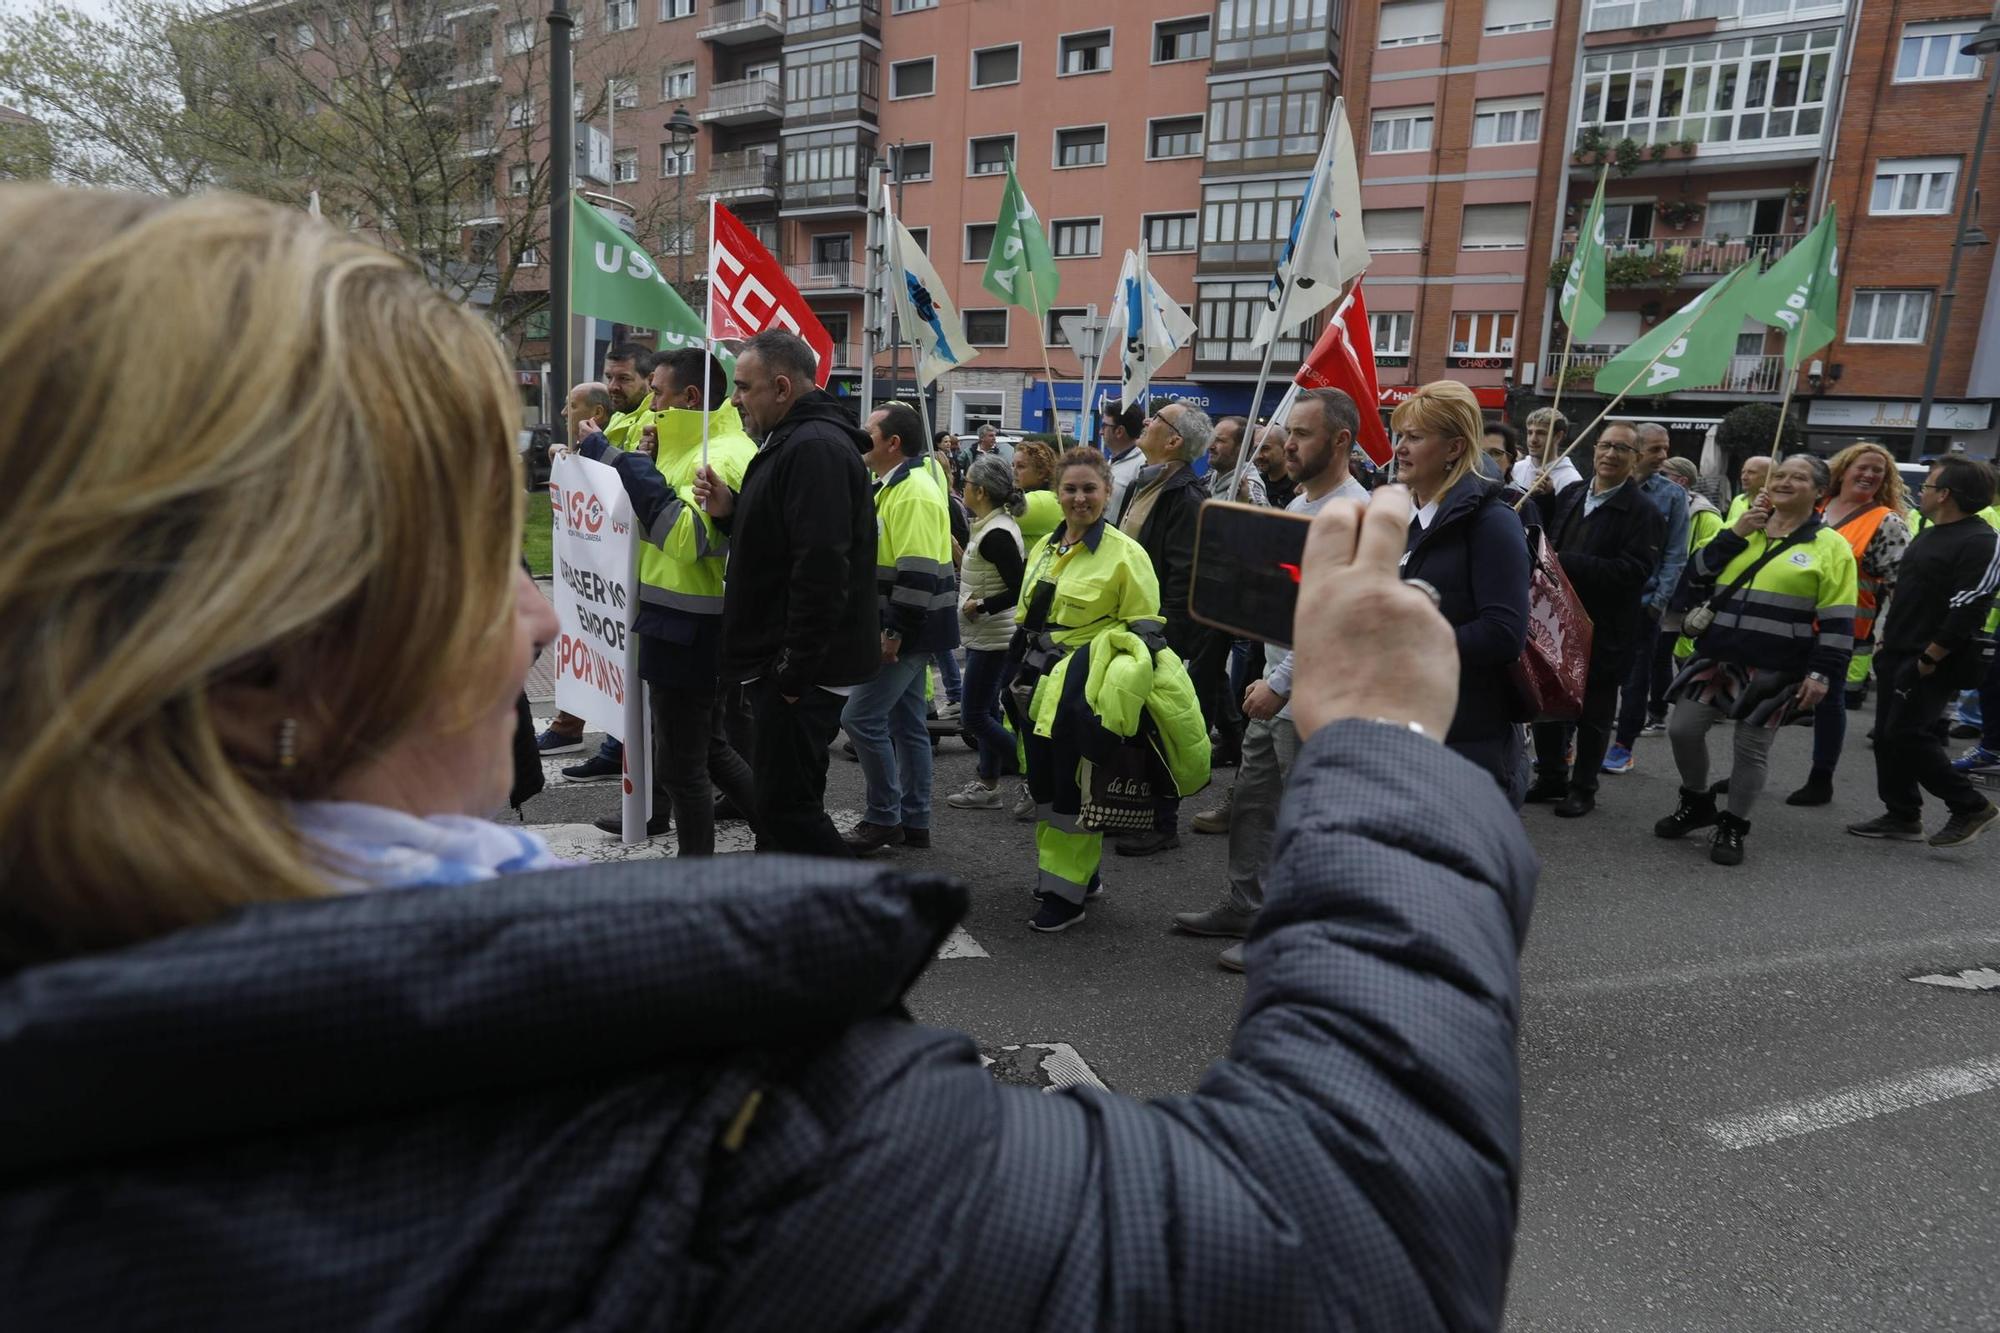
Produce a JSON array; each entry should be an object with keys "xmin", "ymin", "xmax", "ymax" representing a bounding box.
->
[
  {"xmin": 648, "ymin": 682, "xmax": 760, "ymax": 857},
  {"xmin": 749, "ymin": 678, "xmax": 852, "ymax": 857},
  {"xmin": 1614, "ymin": 619, "xmax": 1668, "ymax": 747},
  {"xmin": 1532, "ymin": 667, "xmax": 1621, "ymax": 795},
  {"xmin": 1187, "ymin": 626, "xmax": 1242, "ymax": 755},
  {"xmin": 1875, "ymin": 653, "xmax": 1990, "ymax": 820}
]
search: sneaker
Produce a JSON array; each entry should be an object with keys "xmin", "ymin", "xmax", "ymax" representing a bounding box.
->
[
  {"xmin": 1951, "ymin": 721, "xmax": 1982, "ymax": 739},
  {"xmin": 1172, "ymin": 899, "xmax": 1257, "ymax": 939},
  {"xmin": 561, "ymin": 753, "xmax": 622, "ymax": 784},
  {"xmin": 1030, "ymin": 878, "xmax": 1104, "ymax": 901},
  {"xmin": 1011, "ymin": 783, "xmax": 1037, "ymax": 822},
  {"xmin": 842, "ymin": 820, "xmax": 904, "ymax": 854},
  {"xmin": 1930, "ymin": 801, "xmax": 2000, "ymax": 848},
  {"xmin": 1218, "ymin": 942, "xmax": 1246, "ymax": 973},
  {"xmin": 1951, "ymin": 746, "xmax": 2000, "ymax": 775},
  {"xmin": 935, "ymin": 700, "xmax": 961, "ymax": 723},
  {"xmin": 947, "ymin": 780, "xmax": 1003, "ymax": 810},
  {"xmin": 536, "ymin": 727, "xmax": 585, "ymax": 756},
  {"xmin": 1845, "ymin": 813, "xmax": 1925, "ymax": 841},
  {"xmin": 1028, "ymin": 894, "xmax": 1087, "ymax": 932},
  {"xmin": 1640, "ymin": 717, "xmax": 1668, "ymax": 737},
  {"xmin": 1191, "ymin": 790, "xmax": 1234, "ymax": 834},
  {"xmin": 1602, "ymin": 745, "xmax": 1635, "ymax": 775},
  {"xmin": 594, "ymin": 811, "xmax": 672, "ymax": 838}
]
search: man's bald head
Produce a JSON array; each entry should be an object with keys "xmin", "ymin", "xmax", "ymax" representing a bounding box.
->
[{"xmin": 564, "ymin": 381, "xmax": 614, "ymax": 443}]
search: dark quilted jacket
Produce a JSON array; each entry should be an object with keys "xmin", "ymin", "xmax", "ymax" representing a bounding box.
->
[{"xmin": 0, "ymin": 722, "xmax": 1537, "ymax": 1331}]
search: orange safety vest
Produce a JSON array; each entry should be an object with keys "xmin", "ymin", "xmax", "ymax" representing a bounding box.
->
[{"xmin": 1827, "ymin": 502, "xmax": 1893, "ymax": 644}]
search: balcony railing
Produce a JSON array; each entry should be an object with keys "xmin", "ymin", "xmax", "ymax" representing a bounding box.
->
[
  {"xmin": 699, "ymin": 0, "xmax": 784, "ymax": 40},
  {"xmin": 702, "ymin": 76, "xmax": 784, "ymax": 120},
  {"xmin": 1553, "ymin": 232, "xmax": 1803, "ymax": 281},
  {"xmin": 785, "ymin": 259, "xmax": 865, "ymax": 291},
  {"xmin": 1545, "ymin": 350, "xmax": 1788, "ymax": 395},
  {"xmin": 1585, "ymin": 0, "xmax": 1844, "ymax": 33},
  {"xmin": 781, "ymin": 177, "xmax": 868, "ymax": 212},
  {"xmin": 703, "ymin": 149, "xmax": 781, "ymax": 196}
]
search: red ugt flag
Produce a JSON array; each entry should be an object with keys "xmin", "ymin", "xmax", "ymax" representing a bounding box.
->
[
  {"xmin": 1295, "ymin": 282, "xmax": 1392, "ymax": 466},
  {"xmin": 709, "ymin": 203, "xmax": 835, "ymax": 387}
]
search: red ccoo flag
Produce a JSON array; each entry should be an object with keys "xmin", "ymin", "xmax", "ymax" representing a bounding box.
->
[
  {"xmin": 1294, "ymin": 282, "xmax": 1391, "ymax": 465},
  {"xmin": 708, "ymin": 202, "xmax": 835, "ymax": 386}
]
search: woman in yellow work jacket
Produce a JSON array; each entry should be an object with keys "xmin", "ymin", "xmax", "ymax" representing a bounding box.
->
[
  {"xmin": 1016, "ymin": 448, "xmax": 1168, "ymax": 932},
  {"xmin": 1787, "ymin": 442, "xmax": 1911, "ymax": 806}
]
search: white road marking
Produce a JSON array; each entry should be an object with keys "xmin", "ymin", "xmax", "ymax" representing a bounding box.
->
[
  {"xmin": 1534, "ymin": 933, "xmax": 2000, "ymax": 1000},
  {"xmin": 1911, "ymin": 966, "xmax": 2000, "ymax": 991},
  {"xmin": 979, "ymin": 1042, "xmax": 1110, "ymax": 1092},
  {"xmin": 936, "ymin": 926, "xmax": 990, "ymax": 959},
  {"xmin": 1698, "ymin": 1054, "xmax": 2000, "ymax": 1151}
]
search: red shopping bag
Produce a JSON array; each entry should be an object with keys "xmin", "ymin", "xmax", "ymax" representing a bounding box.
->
[{"xmin": 1508, "ymin": 526, "xmax": 1594, "ymax": 723}]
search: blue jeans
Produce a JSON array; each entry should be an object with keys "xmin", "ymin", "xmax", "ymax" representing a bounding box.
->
[
  {"xmin": 935, "ymin": 647, "xmax": 962, "ymax": 705},
  {"xmin": 961, "ymin": 647, "xmax": 1015, "ymax": 781},
  {"xmin": 841, "ymin": 651, "xmax": 935, "ymax": 829}
]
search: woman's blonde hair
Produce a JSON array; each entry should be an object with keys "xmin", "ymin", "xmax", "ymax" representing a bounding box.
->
[
  {"xmin": 1013, "ymin": 440, "xmax": 1059, "ymax": 490},
  {"xmin": 0, "ymin": 185, "xmax": 522, "ymax": 966},
  {"xmin": 1827, "ymin": 441, "xmax": 1908, "ymax": 514},
  {"xmin": 1389, "ymin": 380, "xmax": 1485, "ymax": 493}
]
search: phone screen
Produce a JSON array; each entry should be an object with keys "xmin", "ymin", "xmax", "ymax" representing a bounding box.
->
[{"xmin": 1190, "ymin": 501, "xmax": 1313, "ymax": 648}]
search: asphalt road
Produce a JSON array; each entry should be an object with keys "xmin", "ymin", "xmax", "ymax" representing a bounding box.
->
[{"xmin": 514, "ymin": 684, "xmax": 2000, "ymax": 1330}]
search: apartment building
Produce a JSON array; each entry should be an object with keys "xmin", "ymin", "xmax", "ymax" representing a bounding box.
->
[{"xmin": 1519, "ymin": 0, "xmax": 2000, "ymax": 459}]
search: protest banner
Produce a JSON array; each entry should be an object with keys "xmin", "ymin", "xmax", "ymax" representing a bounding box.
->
[{"xmin": 548, "ymin": 453, "xmax": 638, "ymax": 739}]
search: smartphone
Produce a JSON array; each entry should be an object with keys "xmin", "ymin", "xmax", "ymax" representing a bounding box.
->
[{"xmin": 1190, "ymin": 500, "xmax": 1314, "ymax": 648}]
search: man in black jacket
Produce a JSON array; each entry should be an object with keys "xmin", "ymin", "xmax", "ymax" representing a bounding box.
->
[
  {"xmin": 696, "ymin": 329, "xmax": 879, "ymax": 857},
  {"xmin": 1526, "ymin": 421, "xmax": 1666, "ymax": 818},
  {"xmin": 1848, "ymin": 456, "xmax": 2000, "ymax": 847}
]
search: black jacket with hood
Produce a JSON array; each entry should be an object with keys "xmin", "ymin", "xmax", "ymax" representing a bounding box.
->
[{"xmin": 1402, "ymin": 475, "xmax": 1531, "ymax": 745}]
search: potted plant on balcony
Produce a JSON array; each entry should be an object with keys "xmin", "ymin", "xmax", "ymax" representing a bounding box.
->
[{"xmin": 1657, "ymin": 199, "xmax": 1705, "ymax": 230}]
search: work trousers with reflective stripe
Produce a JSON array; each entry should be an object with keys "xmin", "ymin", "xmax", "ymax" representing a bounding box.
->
[{"xmin": 1024, "ymin": 723, "xmax": 1101, "ymax": 905}]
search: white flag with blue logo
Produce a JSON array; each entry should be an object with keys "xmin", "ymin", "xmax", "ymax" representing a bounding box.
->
[
  {"xmin": 1107, "ymin": 244, "xmax": 1197, "ymax": 403},
  {"xmin": 1251, "ymin": 96, "xmax": 1370, "ymax": 349},
  {"xmin": 887, "ymin": 189, "xmax": 978, "ymax": 387}
]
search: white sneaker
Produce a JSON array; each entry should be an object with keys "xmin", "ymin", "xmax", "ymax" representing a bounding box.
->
[
  {"xmin": 935, "ymin": 700, "xmax": 961, "ymax": 722},
  {"xmin": 947, "ymin": 780, "xmax": 1002, "ymax": 810},
  {"xmin": 1011, "ymin": 782, "xmax": 1037, "ymax": 822}
]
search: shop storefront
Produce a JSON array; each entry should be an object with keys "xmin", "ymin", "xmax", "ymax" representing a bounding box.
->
[{"xmin": 1803, "ymin": 399, "xmax": 1998, "ymax": 461}]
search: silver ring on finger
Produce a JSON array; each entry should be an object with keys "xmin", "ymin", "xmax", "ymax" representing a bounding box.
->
[{"xmin": 1406, "ymin": 577, "xmax": 1443, "ymax": 607}]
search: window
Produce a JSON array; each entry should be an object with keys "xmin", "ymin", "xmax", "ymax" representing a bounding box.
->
[
  {"xmin": 373, "ymin": 2, "xmax": 392, "ymax": 31},
  {"xmin": 333, "ymin": 14, "xmax": 351, "ymax": 40},
  {"xmin": 1197, "ymin": 280, "xmax": 1317, "ymax": 364},
  {"xmin": 663, "ymin": 63, "xmax": 696, "ymax": 100},
  {"xmin": 1201, "ymin": 178, "xmax": 1309, "ymax": 267},
  {"xmin": 659, "ymin": 143, "xmax": 696, "ymax": 175},
  {"xmin": 1147, "ymin": 116, "xmax": 1205, "ymax": 160},
  {"xmin": 506, "ymin": 20, "xmax": 535, "ymax": 52},
  {"xmin": 294, "ymin": 20, "xmax": 315, "ymax": 47},
  {"xmin": 1370, "ymin": 107, "xmax": 1434, "ymax": 154},
  {"xmin": 1848, "ymin": 289, "xmax": 1931, "ymax": 343},
  {"xmin": 811, "ymin": 233, "xmax": 853, "ymax": 271},
  {"xmin": 509, "ymin": 163, "xmax": 532, "ymax": 195},
  {"xmin": 262, "ymin": 30, "xmax": 278, "ymax": 53},
  {"xmin": 965, "ymin": 223, "xmax": 996, "ymax": 262},
  {"xmin": 964, "ymin": 309, "xmax": 1009, "ymax": 345},
  {"xmin": 891, "ymin": 57, "xmax": 935, "ymax": 98},
  {"xmin": 1214, "ymin": 0, "xmax": 1330, "ymax": 63},
  {"xmin": 784, "ymin": 41, "xmax": 879, "ymax": 122},
  {"xmin": 1052, "ymin": 217, "xmax": 1103, "ymax": 257},
  {"xmin": 1145, "ymin": 211, "xmax": 1199, "ymax": 252},
  {"xmin": 506, "ymin": 96, "xmax": 535, "ymax": 128},
  {"xmin": 972, "ymin": 44, "xmax": 1021, "ymax": 88},
  {"xmin": 1154, "ymin": 15, "xmax": 1211, "ymax": 62},
  {"xmin": 906, "ymin": 226, "xmax": 930, "ymax": 253},
  {"xmin": 607, "ymin": 0, "xmax": 636, "ymax": 30},
  {"xmin": 1898, "ymin": 21, "xmax": 1981, "ymax": 83},
  {"xmin": 657, "ymin": 220, "xmax": 694, "ymax": 255},
  {"xmin": 1450, "ymin": 312, "xmax": 1516, "ymax": 357},
  {"xmin": 1607, "ymin": 200, "xmax": 1658, "ymax": 241},
  {"xmin": 1372, "ymin": 311, "xmax": 1413, "ymax": 356},
  {"xmin": 661, "ymin": 0, "xmax": 695, "ymax": 17},
  {"xmin": 1461, "ymin": 202, "xmax": 1529, "ymax": 250},
  {"xmin": 1378, "ymin": 0, "xmax": 1444, "ymax": 47},
  {"xmin": 1207, "ymin": 72, "xmax": 1327, "ymax": 163},
  {"xmin": 1483, "ymin": 0, "xmax": 1554, "ymax": 33},
  {"xmin": 782, "ymin": 127, "xmax": 872, "ymax": 208},
  {"xmin": 610, "ymin": 77, "xmax": 639, "ymax": 110},
  {"xmin": 969, "ymin": 135, "xmax": 1014, "ymax": 175},
  {"xmin": 1046, "ymin": 307, "xmax": 1088, "ymax": 347},
  {"xmin": 955, "ymin": 390, "xmax": 1006, "ymax": 433},
  {"xmin": 1472, "ymin": 96, "xmax": 1542, "ymax": 146},
  {"xmin": 1579, "ymin": 28, "xmax": 1840, "ymax": 150},
  {"xmin": 1055, "ymin": 125, "xmax": 1107, "ymax": 168},
  {"xmin": 517, "ymin": 246, "xmax": 540, "ymax": 267},
  {"xmin": 1060, "ymin": 30, "xmax": 1112, "ymax": 75},
  {"xmin": 894, "ymin": 142, "xmax": 932, "ymax": 180},
  {"xmin": 1872, "ymin": 157, "xmax": 1959, "ymax": 215},
  {"xmin": 893, "ymin": 0, "xmax": 937, "ymax": 10},
  {"xmin": 1363, "ymin": 207, "xmax": 1423, "ymax": 252},
  {"xmin": 614, "ymin": 148, "xmax": 638, "ymax": 183}
]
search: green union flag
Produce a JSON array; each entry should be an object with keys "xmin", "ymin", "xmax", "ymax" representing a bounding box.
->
[
  {"xmin": 570, "ymin": 194, "xmax": 707, "ymax": 346},
  {"xmin": 1745, "ymin": 205, "xmax": 1839, "ymax": 370},
  {"xmin": 1594, "ymin": 263, "xmax": 1757, "ymax": 397},
  {"xmin": 981, "ymin": 156, "xmax": 1061, "ymax": 318},
  {"xmin": 1560, "ymin": 168, "xmax": 1610, "ymax": 343}
]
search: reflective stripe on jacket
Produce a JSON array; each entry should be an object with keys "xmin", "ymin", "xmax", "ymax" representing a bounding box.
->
[
  {"xmin": 1690, "ymin": 519, "xmax": 1859, "ymax": 678},
  {"xmin": 874, "ymin": 459, "xmax": 961, "ymax": 656}
]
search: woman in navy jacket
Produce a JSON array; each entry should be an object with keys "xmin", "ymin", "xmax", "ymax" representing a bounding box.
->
[{"xmin": 1393, "ymin": 382, "xmax": 1533, "ymax": 805}]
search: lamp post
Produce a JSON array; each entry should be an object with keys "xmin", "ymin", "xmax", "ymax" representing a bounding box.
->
[
  {"xmin": 665, "ymin": 103, "xmax": 697, "ymax": 287},
  {"xmin": 1910, "ymin": 11, "xmax": 2000, "ymax": 458}
]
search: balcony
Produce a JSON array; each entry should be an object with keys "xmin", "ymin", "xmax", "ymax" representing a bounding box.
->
[
  {"xmin": 1551, "ymin": 233, "xmax": 1803, "ymax": 284},
  {"xmin": 699, "ymin": 76, "xmax": 783, "ymax": 127},
  {"xmin": 701, "ymin": 149, "xmax": 781, "ymax": 203},
  {"xmin": 446, "ymin": 54, "xmax": 499, "ymax": 90},
  {"xmin": 1544, "ymin": 350, "xmax": 1788, "ymax": 396},
  {"xmin": 461, "ymin": 125, "xmax": 502, "ymax": 156},
  {"xmin": 780, "ymin": 177, "xmax": 868, "ymax": 214},
  {"xmin": 398, "ymin": 14, "xmax": 453, "ymax": 46},
  {"xmin": 782, "ymin": 0, "xmax": 879, "ymax": 43},
  {"xmin": 785, "ymin": 259, "xmax": 866, "ymax": 293},
  {"xmin": 699, "ymin": 0, "xmax": 784, "ymax": 45}
]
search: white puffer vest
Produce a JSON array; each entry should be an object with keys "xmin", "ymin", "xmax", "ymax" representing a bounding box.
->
[{"xmin": 959, "ymin": 506, "xmax": 1025, "ymax": 653}]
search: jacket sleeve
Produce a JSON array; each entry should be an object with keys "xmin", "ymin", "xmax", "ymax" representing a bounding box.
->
[
  {"xmin": 1810, "ymin": 536, "xmax": 1860, "ymax": 680},
  {"xmin": 1645, "ymin": 486, "xmax": 1690, "ymax": 613},
  {"xmin": 1938, "ymin": 523, "xmax": 2000, "ymax": 652},
  {"xmin": 1153, "ymin": 487, "xmax": 1200, "ymax": 651},
  {"xmin": 1559, "ymin": 499, "xmax": 1664, "ymax": 603},
  {"xmin": 577, "ymin": 432, "xmax": 715, "ymax": 559},
  {"xmin": 1457, "ymin": 505, "xmax": 1530, "ymax": 668},
  {"xmin": 1691, "ymin": 527, "xmax": 1749, "ymax": 580},
  {"xmin": 773, "ymin": 433, "xmax": 869, "ymax": 694}
]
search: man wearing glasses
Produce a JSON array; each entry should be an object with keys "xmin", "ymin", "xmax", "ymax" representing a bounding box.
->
[{"xmin": 1524, "ymin": 421, "xmax": 1667, "ymax": 818}]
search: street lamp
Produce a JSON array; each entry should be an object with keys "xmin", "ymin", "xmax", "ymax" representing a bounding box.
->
[
  {"xmin": 665, "ymin": 103, "xmax": 697, "ymax": 285},
  {"xmin": 1910, "ymin": 10, "xmax": 2000, "ymax": 457}
]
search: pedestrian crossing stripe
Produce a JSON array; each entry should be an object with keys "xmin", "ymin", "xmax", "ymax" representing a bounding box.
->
[{"xmin": 979, "ymin": 1043, "xmax": 1109, "ymax": 1092}]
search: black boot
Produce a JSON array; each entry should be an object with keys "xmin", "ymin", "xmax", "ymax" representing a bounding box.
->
[
  {"xmin": 1786, "ymin": 766, "xmax": 1835, "ymax": 807},
  {"xmin": 1709, "ymin": 811, "xmax": 1750, "ymax": 865},
  {"xmin": 1524, "ymin": 772, "xmax": 1569, "ymax": 804},
  {"xmin": 1655, "ymin": 786, "xmax": 1718, "ymax": 839}
]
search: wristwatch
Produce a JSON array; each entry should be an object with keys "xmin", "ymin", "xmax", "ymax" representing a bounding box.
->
[{"xmin": 1806, "ymin": 671, "xmax": 1830, "ymax": 685}]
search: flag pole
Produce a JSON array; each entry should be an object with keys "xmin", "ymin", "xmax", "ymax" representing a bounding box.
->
[
  {"xmin": 1036, "ymin": 333, "xmax": 1065, "ymax": 447},
  {"xmin": 1227, "ymin": 270, "xmax": 1299, "ymax": 506},
  {"xmin": 1768, "ymin": 365, "xmax": 1799, "ymax": 464},
  {"xmin": 701, "ymin": 197, "xmax": 716, "ymax": 473},
  {"xmin": 1512, "ymin": 335, "xmax": 1705, "ymax": 514},
  {"xmin": 1546, "ymin": 318, "xmax": 1577, "ymax": 441}
]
